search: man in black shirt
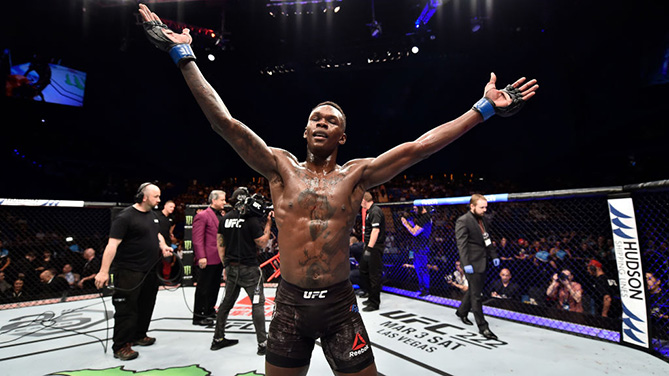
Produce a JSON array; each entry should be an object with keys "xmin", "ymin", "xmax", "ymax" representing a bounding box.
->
[
  {"xmin": 95, "ymin": 183, "xmax": 173, "ymax": 361},
  {"xmin": 360, "ymin": 191, "xmax": 386, "ymax": 312},
  {"xmin": 401, "ymin": 205, "xmax": 433, "ymax": 296},
  {"xmin": 587, "ymin": 259, "xmax": 620, "ymax": 318},
  {"xmin": 78, "ymin": 247, "xmax": 101, "ymax": 290},
  {"xmin": 211, "ymin": 187, "xmax": 272, "ymax": 356},
  {"xmin": 157, "ymin": 200, "xmax": 175, "ymax": 242},
  {"xmin": 487, "ymin": 268, "xmax": 521, "ymax": 300}
]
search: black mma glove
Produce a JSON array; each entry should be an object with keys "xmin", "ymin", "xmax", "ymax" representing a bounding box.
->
[
  {"xmin": 472, "ymin": 84, "xmax": 526, "ymax": 121},
  {"xmin": 143, "ymin": 20, "xmax": 196, "ymax": 65}
]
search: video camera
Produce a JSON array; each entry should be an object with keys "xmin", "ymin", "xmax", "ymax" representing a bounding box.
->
[
  {"xmin": 558, "ymin": 272, "xmax": 569, "ymax": 282},
  {"xmin": 236, "ymin": 193, "xmax": 273, "ymax": 218}
]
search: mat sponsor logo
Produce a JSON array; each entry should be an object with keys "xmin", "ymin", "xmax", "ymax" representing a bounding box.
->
[
  {"xmin": 1, "ymin": 309, "xmax": 111, "ymax": 338},
  {"xmin": 230, "ymin": 295, "xmax": 275, "ymax": 318},
  {"xmin": 375, "ymin": 310, "xmax": 507, "ymax": 353},
  {"xmin": 607, "ymin": 198, "xmax": 649, "ymax": 348}
]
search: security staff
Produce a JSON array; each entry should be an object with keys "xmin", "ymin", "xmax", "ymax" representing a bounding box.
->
[
  {"xmin": 455, "ymin": 194, "xmax": 500, "ymax": 340},
  {"xmin": 95, "ymin": 183, "xmax": 173, "ymax": 361},
  {"xmin": 211, "ymin": 187, "xmax": 273, "ymax": 356},
  {"xmin": 359, "ymin": 191, "xmax": 386, "ymax": 312}
]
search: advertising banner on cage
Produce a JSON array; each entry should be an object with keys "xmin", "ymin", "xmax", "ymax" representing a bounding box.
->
[
  {"xmin": 0, "ymin": 198, "xmax": 85, "ymax": 207},
  {"xmin": 607, "ymin": 197, "xmax": 649, "ymax": 349}
]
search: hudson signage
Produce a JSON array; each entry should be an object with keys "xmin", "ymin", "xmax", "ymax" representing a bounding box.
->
[{"xmin": 607, "ymin": 198, "xmax": 649, "ymax": 349}]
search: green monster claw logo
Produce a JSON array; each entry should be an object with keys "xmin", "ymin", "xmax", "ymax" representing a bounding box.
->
[
  {"xmin": 184, "ymin": 240, "xmax": 192, "ymax": 250},
  {"xmin": 183, "ymin": 264, "xmax": 192, "ymax": 276},
  {"xmin": 186, "ymin": 215, "xmax": 194, "ymax": 225},
  {"xmin": 49, "ymin": 365, "xmax": 264, "ymax": 376}
]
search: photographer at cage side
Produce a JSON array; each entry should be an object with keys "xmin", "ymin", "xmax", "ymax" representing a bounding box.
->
[
  {"xmin": 211, "ymin": 187, "xmax": 273, "ymax": 356},
  {"xmin": 94, "ymin": 183, "xmax": 174, "ymax": 361},
  {"xmin": 546, "ymin": 269, "xmax": 583, "ymax": 313}
]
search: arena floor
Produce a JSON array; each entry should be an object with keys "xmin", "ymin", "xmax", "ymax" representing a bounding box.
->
[{"xmin": 1, "ymin": 286, "xmax": 667, "ymax": 376}]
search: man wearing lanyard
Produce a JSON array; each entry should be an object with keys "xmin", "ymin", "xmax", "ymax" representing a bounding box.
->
[
  {"xmin": 454, "ymin": 194, "xmax": 500, "ymax": 340},
  {"xmin": 360, "ymin": 192, "xmax": 386, "ymax": 312}
]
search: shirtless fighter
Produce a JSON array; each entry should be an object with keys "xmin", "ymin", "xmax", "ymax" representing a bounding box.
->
[{"xmin": 138, "ymin": 4, "xmax": 538, "ymax": 375}]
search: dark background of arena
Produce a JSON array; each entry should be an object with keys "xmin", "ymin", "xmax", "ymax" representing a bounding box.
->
[{"xmin": 1, "ymin": 0, "xmax": 668, "ymax": 200}]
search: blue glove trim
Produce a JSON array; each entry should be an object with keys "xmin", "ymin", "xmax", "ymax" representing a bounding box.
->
[
  {"xmin": 493, "ymin": 258, "xmax": 500, "ymax": 267},
  {"xmin": 464, "ymin": 265, "xmax": 474, "ymax": 274},
  {"xmin": 472, "ymin": 97, "xmax": 495, "ymax": 121},
  {"xmin": 169, "ymin": 44, "xmax": 196, "ymax": 66}
]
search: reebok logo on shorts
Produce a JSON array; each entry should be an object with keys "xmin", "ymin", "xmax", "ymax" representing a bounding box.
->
[{"xmin": 350, "ymin": 332, "xmax": 369, "ymax": 357}]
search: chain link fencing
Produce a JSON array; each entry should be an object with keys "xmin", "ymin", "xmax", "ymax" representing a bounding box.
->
[
  {"xmin": 631, "ymin": 187, "xmax": 669, "ymax": 358},
  {"xmin": 0, "ymin": 201, "xmax": 115, "ymax": 308},
  {"xmin": 1, "ymin": 180, "xmax": 667, "ymax": 361},
  {"xmin": 369, "ymin": 182, "xmax": 669, "ymax": 361}
]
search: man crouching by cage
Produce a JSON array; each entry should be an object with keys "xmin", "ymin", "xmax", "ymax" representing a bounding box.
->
[
  {"xmin": 211, "ymin": 187, "xmax": 273, "ymax": 356},
  {"xmin": 94, "ymin": 183, "xmax": 174, "ymax": 361},
  {"xmin": 138, "ymin": 3, "xmax": 538, "ymax": 374}
]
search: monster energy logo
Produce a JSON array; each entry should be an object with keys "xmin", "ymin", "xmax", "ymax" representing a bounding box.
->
[
  {"xmin": 184, "ymin": 240, "xmax": 192, "ymax": 250},
  {"xmin": 186, "ymin": 215, "xmax": 193, "ymax": 225},
  {"xmin": 183, "ymin": 265, "xmax": 192, "ymax": 276}
]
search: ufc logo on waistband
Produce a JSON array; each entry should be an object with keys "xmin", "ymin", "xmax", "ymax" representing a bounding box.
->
[{"xmin": 303, "ymin": 290, "xmax": 328, "ymax": 299}]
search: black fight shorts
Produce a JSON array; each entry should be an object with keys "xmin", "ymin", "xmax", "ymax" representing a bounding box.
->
[{"xmin": 266, "ymin": 279, "xmax": 374, "ymax": 373}]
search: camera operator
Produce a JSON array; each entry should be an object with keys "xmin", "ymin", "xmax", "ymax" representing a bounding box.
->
[
  {"xmin": 546, "ymin": 269, "xmax": 583, "ymax": 313},
  {"xmin": 211, "ymin": 187, "xmax": 273, "ymax": 356}
]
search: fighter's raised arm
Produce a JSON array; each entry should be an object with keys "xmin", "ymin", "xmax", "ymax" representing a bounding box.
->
[
  {"xmin": 359, "ymin": 73, "xmax": 538, "ymax": 190},
  {"xmin": 138, "ymin": 4, "xmax": 279, "ymax": 178}
]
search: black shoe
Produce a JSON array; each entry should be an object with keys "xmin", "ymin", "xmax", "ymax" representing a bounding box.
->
[
  {"xmin": 193, "ymin": 318, "xmax": 215, "ymax": 326},
  {"xmin": 357, "ymin": 291, "xmax": 369, "ymax": 298},
  {"xmin": 210, "ymin": 338, "xmax": 239, "ymax": 351},
  {"xmin": 257, "ymin": 344, "xmax": 267, "ymax": 356},
  {"xmin": 480, "ymin": 328, "xmax": 498, "ymax": 340},
  {"xmin": 362, "ymin": 305, "xmax": 379, "ymax": 312},
  {"xmin": 455, "ymin": 312, "xmax": 474, "ymax": 326},
  {"xmin": 362, "ymin": 300, "xmax": 373, "ymax": 306},
  {"xmin": 418, "ymin": 290, "xmax": 429, "ymax": 297}
]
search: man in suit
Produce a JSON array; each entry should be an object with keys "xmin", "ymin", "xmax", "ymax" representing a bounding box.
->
[
  {"xmin": 455, "ymin": 194, "xmax": 500, "ymax": 340},
  {"xmin": 192, "ymin": 190, "xmax": 226, "ymax": 326}
]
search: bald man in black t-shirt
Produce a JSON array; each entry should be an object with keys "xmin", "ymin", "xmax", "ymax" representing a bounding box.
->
[{"xmin": 95, "ymin": 183, "xmax": 173, "ymax": 361}]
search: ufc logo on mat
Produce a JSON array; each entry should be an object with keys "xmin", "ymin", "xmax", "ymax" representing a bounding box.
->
[{"xmin": 303, "ymin": 290, "xmax": 328, "ymax": 299}]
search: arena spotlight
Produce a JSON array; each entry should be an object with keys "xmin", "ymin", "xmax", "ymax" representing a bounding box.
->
[
  {"xmin": 367, "ymin": 0, "xmax": 381, "ymax": 38},
  {"xmin": 411, "ymin": 46, "xmax": 419, "ymax": 54},
  {"xmin": 415, "ymin": 0, "xmax": 442, "ymax": 28},
  {"xmin": 334, "ymin": 6, "xmax": 340, "ymax": 13},
  {"xmin": 369, "ymin": 20, "xmax": 382, "ymax": 38},
  {"xmin": 208, "ymin": 54, "xmax": 215, "ymax": 61}
]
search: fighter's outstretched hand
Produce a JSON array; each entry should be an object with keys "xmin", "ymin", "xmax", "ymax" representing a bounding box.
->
[
  {"xmin": 481, "ymin": 72, "xmax": 539, "ymax": 118},
  {"xmin": 477, "ymin": 73, "xmax": 539, "ymax": 119},
  {"xmin": 139, "ymin": 3, "xmax": 192, "ymax": 51}
]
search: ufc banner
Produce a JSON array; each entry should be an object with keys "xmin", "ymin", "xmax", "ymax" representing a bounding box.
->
[{"xmin": 607, "ymin": 197, "xmax": 649, "ymax": 349}]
